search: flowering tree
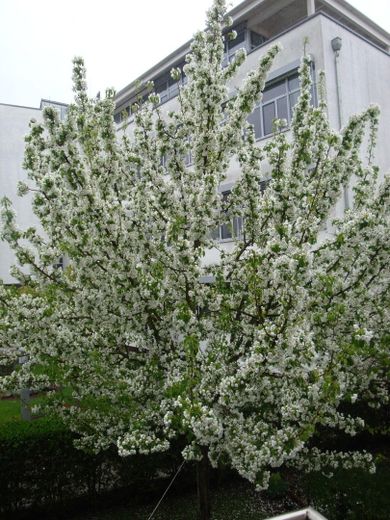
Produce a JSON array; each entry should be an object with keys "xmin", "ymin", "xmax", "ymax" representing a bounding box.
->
[{"xmin": 1, "ymin": 0, "xmax": 389, "ymax": 518}]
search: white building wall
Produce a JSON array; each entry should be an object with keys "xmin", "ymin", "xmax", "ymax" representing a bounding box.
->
[
  {"xmin": 320, "ymin": 15, "xmax": 390, "ymax": 175},
  {"xmin": 0, "ymin": 104, "xmax": 42, "ymax": 283}
]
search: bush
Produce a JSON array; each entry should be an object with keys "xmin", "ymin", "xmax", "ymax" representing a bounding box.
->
[
  {"xmin": 303, "ymin": 459, "xmax": 390, "ymax": 520},
  {"xmin": 0, "ymin": 417, "xmax": 184, "ymax": 518}
]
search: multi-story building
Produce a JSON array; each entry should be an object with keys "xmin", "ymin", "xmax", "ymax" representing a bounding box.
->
[{"xmin": 1, "ymin": 0, "xmax": 389, "ymax": 279}]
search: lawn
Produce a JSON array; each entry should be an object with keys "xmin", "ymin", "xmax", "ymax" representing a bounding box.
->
[{"xmin": 0, "ymin": 393, "xmax": 47, "ymax": 424}]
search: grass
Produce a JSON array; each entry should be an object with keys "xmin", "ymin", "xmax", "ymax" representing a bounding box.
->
[
  {"xmin": 0, "ymin": 393, "xmax": 48, "ymax": 424},
  {"xmin": 0, "ymin": 397, "xmax": 22, "ymax": 423}
]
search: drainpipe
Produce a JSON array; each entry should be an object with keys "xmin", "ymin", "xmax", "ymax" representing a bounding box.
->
[
  {"xmin": 307, "ymin": 0, "xmax": 315, "ymax": 16},
  {"xmin": 331, "ymin": 36, "xmax": 350, "ymax": 211}
]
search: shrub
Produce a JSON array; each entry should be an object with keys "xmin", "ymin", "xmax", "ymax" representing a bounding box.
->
[{"xmin": 0, "ymin": 417, "xmax": 183, "ymax": 517}]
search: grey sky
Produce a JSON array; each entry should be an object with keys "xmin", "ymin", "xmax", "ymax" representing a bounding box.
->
[{"xmin": 0, "ymin": 0, "xmax": 389, "ymax": 108}]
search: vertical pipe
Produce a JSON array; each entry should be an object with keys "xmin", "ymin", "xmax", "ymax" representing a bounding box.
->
[
  {"xmin": 332, "ymin": 37, "xmax": 350, "ymax": 210},
  {"xmin": 307, "ymin": 0, "xmax": 315, "ymax": 16}
]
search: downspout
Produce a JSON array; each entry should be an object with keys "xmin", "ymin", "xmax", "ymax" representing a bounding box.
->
[
  {"xmin": 307, "ymin": 0, "xmax": 315, "ymax": 16},
  {"xmin": 331, "ymin": 36, "xmax": 350, "ymax": 211}
]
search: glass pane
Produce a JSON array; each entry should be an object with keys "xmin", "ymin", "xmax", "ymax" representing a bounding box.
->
[
  {"xmin": 227, "ymin": 29, "xmax": 246, "ymax": 50},
  {"xmin": 233, "ymin": 216, "xmax": 243, "ymax": 238},
  {"xmin": 169, "ymin": 83, "xmax": 179, "ymax": 97},
  {"xmin": 210, "ymin": 227, "xmax": 220, "ymax": 240},
  {"xmin": 276, "ymin": 96, "xmax": 288, "ymax": 122},
  {"xmin": 289, "ymin": 91, "xmax": 300, "ymax": 117},
  {"xmin": 247, "ymin": 106, "xmax": 262, "ymax": 138},
  {"xmin": 168, "ymin": 73, "xmax": 179, "ymax": 86},
  {"xmin": 250, "ymin": 31, "xmax": 266, "ymax": 49},
  {"xmin": 260, "ymin": 179, "xmax": 271, "ymax": 193},
  {"xmin": 262, "ymin": 80, "xmax": 286, "ymax": 103},
  {"xmin": 263, "ymin": 102, "xmax": 276, "ymax": 136},
  {"xmin": 155, "ymin": 80, "xmax": 167, "ymax": 93},
  {"xmin": 288, "ymin": 74, "xmax": 300, "ymax": 92},
  {"xmin": 184, "ymin": 151, "xmax": 192, "ymax": 166},
  {"xmin": 220, "ymin": 223, "xmax": 232, "ymax": 240}
]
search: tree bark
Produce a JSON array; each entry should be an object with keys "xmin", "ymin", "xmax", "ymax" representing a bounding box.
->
[{"xmin": 197, "ymin": 447, "xmax": 211, "ymax": 520}]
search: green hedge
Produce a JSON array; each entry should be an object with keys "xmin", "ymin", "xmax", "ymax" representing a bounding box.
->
[{"xmin": 0, "ymin": 417, "xmax": 185, "ymax": 518}]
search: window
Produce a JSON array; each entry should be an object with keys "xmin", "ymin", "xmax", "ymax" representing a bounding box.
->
[
  {"xmin": 222, "ymin": 23, "xmax": 268, "ymax": 67},
  {"xmin": 53, "ymin": 256, "xmax": 64, "ymax": 270},
  {"xmin": 246, "ymin": 69, "xmax": 316, "ymax": 140},
  {"xmin": 212, "ymin": 191, "xmax": 243, "ymax": 241},
  {"xmin": 40, "ymin": 100, "xmax": 68, "ymax": 121},
  {"xmin": 250, "ymin": 30, "xmax": 267, "ymax": 50},
  {"xmin": 223, "ymin": 24, "xmax": 247, "ymax": 66},
  {"xmin": 212, "ymin": 181, "xmax": 271, "ymax": 242},
  {"xmin": 152, "ymin": 63, "xmax": 186, "ymax": 106}
]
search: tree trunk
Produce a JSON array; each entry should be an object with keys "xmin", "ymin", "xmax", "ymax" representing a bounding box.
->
[{"xmin": 197, "ymin": 447, "xmax": 211, "ymax": 520}]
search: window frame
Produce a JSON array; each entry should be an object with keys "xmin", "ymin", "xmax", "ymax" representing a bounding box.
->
[{"xmin": 247, "ymin": 64, "xmax": 316, "ymax": 141}]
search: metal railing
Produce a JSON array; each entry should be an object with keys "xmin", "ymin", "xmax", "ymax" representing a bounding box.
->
[{"xmin": 265, "ymin": 507, "xmax": 327, "ymax": 520}]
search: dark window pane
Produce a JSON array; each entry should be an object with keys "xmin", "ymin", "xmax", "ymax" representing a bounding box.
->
[
  {"xmin": 250, "ymin": 31, "xmax": 266, "ymax": 49},
  {"xmin": 262, "ymin": 80, "xmax": 286, "ymax": 103},
  {"xmin": 263, "ymin": 102, "xmax": 275, "ymax": 135},
  {"xmin": 220, "ymin": 223, "xmax": 232, "ymax": 240},
  {"xmin": 247, "ymin": 106, "xmax": 262, "ymax": 138},
  {"xmin": 168, "ymin": 74, "xmax": 179, "ymax": 86},
  {"xmin": 260, "ymin": 179, "xmax": 271, "ymax": 193},
  {"xmin": 288, "ymin": 74, "xmax": 300, "ymax": 92},
  {"xmin": 227, "ymin": 29, "xmax": 246, "ymax": 51},
  {"xmin": 155, "ymin": 80, "xmax": 167, "ymax": 93},
  {"xmin": 277, "ymin": 96, "xmax": 288, "ymax": 122},
  {"xmin": 289, "ymin": 91, "xmax": 300, "ymax": 117}
]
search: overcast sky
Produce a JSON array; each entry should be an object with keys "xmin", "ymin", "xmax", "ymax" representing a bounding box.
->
[{"xmin": 0, "ymin": 0, "xmax": 389, "ymax": 108}]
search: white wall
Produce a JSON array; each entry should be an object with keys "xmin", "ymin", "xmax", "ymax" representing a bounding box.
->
[
  {"xmin": 321, "ymin": 15, "xmax": 390, "ymax": 174},
  {"xmin": 0, "ymin": 103, "xmax": 42, "ymax": 283}
]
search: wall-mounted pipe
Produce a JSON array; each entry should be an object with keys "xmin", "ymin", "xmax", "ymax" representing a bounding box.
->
[
  {"xmin": 307, "ymin": 0, "xmax": 315, "ymax": 16},
  {"xmin": 331, "ymin": 36, "xmax": 350, "ymax": 210}
]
